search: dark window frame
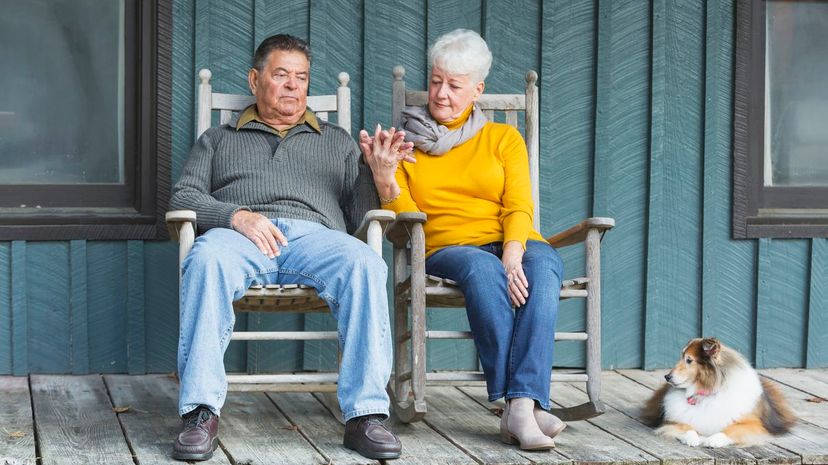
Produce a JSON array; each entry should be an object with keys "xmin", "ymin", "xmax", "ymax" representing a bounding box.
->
[
  {"xmin": 0, "ymin": 0, "xmax": 171, "ymax": 241},
  {"xmin": 733, "ymin": 0, "xmax": 828, "ymax": 238}
]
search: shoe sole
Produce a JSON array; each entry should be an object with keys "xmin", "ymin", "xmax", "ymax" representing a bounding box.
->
[
  {"xmin": 172, "ymin": 437, "xmax": 218, "ymax": 461},
  {"xmin": 344, "ymin": 441, "xmax": 401, "ymax": 460}
]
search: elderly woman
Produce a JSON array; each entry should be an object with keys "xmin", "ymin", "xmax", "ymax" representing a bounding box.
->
[{"xmin": 359, "ymin": 29, "xmax": 565, "ymax": 450}]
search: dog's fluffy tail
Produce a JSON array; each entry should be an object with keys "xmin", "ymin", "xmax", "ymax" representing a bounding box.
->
[
  {"xmin": 759, "ymin": 378, "xmax": 797, "ymax": 435},
  {"xmin": 641, "ymin": 383, "xmax": 670, "ymax": 427}
]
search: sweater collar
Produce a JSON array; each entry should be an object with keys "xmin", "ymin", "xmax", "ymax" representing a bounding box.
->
[{"xmin": 234, "ymin": 104, "xmax": 321, "ymax": 135}]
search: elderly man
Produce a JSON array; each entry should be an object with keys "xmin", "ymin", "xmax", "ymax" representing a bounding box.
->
[{"xmin": 169, "ymin": 34, "xmax": 406, "ymax": 461}]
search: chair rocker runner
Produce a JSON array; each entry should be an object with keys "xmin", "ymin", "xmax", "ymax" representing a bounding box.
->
[
  {"xmin": 166, "ymin": 69, "xmax": 394, "ymax": 408},
  {"xmin": 386, "ymin": 65, "xmax": 615, "ymax": 423}
]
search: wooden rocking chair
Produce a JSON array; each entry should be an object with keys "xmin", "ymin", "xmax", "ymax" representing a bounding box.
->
[{"xmin": 385, "ymin": 65, "xmax": 615, "ymax": 423}]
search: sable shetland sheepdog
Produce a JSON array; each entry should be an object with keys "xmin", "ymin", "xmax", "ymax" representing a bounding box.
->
[{"xmin": 641, "ymin": 338, "xmax": 796, "ymax": 448}]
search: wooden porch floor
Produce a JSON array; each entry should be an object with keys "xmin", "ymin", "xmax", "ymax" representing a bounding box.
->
[{"xmin": 1, "ymin": 369, "xmax": 827, "ymax": 465}]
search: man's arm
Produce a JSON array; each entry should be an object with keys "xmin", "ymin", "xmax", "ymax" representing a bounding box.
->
[{"xmin": 170, "ymin": 129, "xmax": 251, "ymax": 231}]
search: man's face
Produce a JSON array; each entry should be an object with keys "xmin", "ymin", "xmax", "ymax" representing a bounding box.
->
[{"xmin": 249, "ymin": 50, "xmax": 309, "ymax": 124}]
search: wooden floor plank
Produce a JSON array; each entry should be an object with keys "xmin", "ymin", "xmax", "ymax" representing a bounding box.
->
[
  {"xmin": 219, "ymin": 391, "xmax": 325, "ymax": 465},
  {"xmin": 419, "ymin": 386, "xmax": 563, "ymax": 465},
  {"xmin": 759, "ymin": 376, "xmax": 828, "ymax": 430},
  {"xmin": 615, "ymin": 370, "xmax": 803, "ymax": 465},
  {"xmin": 271, "ymin": 392, "xmax": 477, "ymax": 465},
  {"xmin": 0, "ymin": 377, "xmax": 36, "ymax": 465},
  {"xmin": 104, "ymin": 374, "xmax": 231, "ymax": 465},
  {"xmin": 30, "ymin": 375, "xmax": 133, "ymax": 465},
  {"xmin": 761, "ymin": 369, "xmax": 828, "ymax": 400},
  {"xmin": 459, "ymin": 386, "xmax": 656, "ymax": 465},
  {"xmin": 268, "ymin": 392, "xmax": 377, "ymax": 465},
  {"xmin": 551, "ymin": 379, "xmax": 714, "ymax": 465}
]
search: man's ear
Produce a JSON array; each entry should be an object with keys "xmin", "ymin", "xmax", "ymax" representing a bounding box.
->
[{"xmin": 248, "ymin": 68, "xmax": 259, "ymax": 95}]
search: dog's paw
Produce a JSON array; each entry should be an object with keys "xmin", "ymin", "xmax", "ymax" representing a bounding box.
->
[
  {"xmin": 703, "ymin": 433, "xmax": 734, "ymax": 448},
  {"xmin": 679, "ymin": 430, "xmax": 702, "ymax": 447}
]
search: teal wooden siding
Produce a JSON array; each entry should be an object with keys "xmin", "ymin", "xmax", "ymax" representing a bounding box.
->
[{"xmin": 1, "ymin": 0, "xmax": 826, "ymax": 375}]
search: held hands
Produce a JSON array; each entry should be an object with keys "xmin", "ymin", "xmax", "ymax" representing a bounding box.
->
[
  {"xmin": 358, "ymin": 124, "xmax": 416, "ymax": 183},
  {"xmin": 231, "ymin": 210, "xmax": 288, "ymax": 259},
  {"xmin": 502, "ymin": 241, "xmax": 529, "ymax": 307}
]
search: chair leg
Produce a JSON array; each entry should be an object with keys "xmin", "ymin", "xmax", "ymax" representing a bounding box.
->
[{"xmin": 584, "ymin": 228, "xmax": 604, "ymax": 418}]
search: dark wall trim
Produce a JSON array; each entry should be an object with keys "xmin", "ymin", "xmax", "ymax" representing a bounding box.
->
[
  {"xmin": 733, "ymin": 0, "xmax": 828, "ymax": 239},
  {"xmin": 0, "ymin": 0, "xmax": 172, "ymax": 241}
]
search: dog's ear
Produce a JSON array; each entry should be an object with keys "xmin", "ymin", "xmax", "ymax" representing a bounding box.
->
[{"xmin": 701, "ymin": 338, "xmax": 721, "ymax": 358}]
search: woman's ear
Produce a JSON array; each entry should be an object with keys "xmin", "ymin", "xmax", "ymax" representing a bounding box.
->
[{"xmin": 474, "ymin": 81, "xmax": 485, "ymax": 99}]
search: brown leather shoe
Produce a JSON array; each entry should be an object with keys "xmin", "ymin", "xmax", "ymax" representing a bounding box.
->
[
  {"xmin": 172, "ymin": 406, "xmax": 219, "ymax": 461},
  {"xmin": 343, "ymin": 414, "xmax": 402, "ymax": 460}
]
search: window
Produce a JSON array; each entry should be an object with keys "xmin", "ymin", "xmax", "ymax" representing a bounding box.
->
[
  {"xmin": 0, "ymin": 0, "xmax": 171, "ymax": 240},
  {"xmin": 733, "ymin": 0, "xmax": 828, "ymax": 238}
]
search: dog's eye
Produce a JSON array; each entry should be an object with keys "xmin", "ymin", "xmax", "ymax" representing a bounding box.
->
[{"xmin": 685, "ymin": 358, "xmax": 693, "ymax": 364}]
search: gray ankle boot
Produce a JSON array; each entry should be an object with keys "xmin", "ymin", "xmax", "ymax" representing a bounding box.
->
[
  {"xmin": 500, "ymin": 398, "xmax": 556, "ymax": 450},
  {"xmin": 534, "ymin": 407, "xmax": 566, "ymax": 438}
]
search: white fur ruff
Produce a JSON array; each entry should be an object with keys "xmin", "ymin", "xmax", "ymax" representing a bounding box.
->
[{"xmin": 662, "ymin": 365, "xmax": 763, "ymax": 438}]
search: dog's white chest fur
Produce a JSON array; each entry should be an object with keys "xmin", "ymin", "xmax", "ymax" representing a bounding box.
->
[{"xmin": 663, "ymin": 368, "xmax": 763, "ymax": 436}]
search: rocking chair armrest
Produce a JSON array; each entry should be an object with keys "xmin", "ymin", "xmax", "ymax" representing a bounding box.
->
[
  {"xmin": 545, "ymin": 217, "xmax": 615, "ymax": 249},
  {"xmin": 165, "ymin": 210, "xmax": 197, "ymax": 242},
  {"xmin": 353, "ymin": 209, "xmax": 396, "ymax": 255},
  {"xmin": 385, "ymin": 211, "xmax": 428, "ymax": 248}
]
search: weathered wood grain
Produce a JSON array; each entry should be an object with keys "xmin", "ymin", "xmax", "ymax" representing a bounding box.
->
[
  {"xmin": 0, "ymin": 377, "xmax": 36, "ymax": 465},
  {"xmin": 644, "ymin": 0, "xmax": 705, "ymax": 369},
  {"xmin": 86, "ymin": 242, "xmax": 128, "ymax": 373},
  {"xmin": 756, "ymin": 239, "xmax": 810, "ymax": 368},
  {"xmin": 104, "ymin": 374, "xmax": 231, "ymax": 465},
  {"xmin": 219, "ymin": 391, "xmax": 325, "ymax": 464},
  {"xmin": 143, "ymin": 241, "xmax": 180, "ymax": 372},
  {"xmin": 806, "ymin": 239, "xmax": 828, "ymax": 368},
  {"xmin": 69, "ymin": 241, "xmax": 89, "ymax": 374},
  {"xmin": 0, "ymin": 244, "xmax": 11, "ymax": 374},
  {"xmin": 461, "ymin": 386, "xmax": 656, "ymax": 465},
  {"xmin": 420, "ymin": 387, "xmax": 555, "ymax": 464},
  {"xmin": 31, "ymin": 375, "xmax": 133, "ymax": 465},
  {"xmin": 592, "ymin": 0, "xmax": 652, "ymax": 369},
  {"xmin": 26, "ymin": 243, "xmax": 71, "ymax": 373},
  {"xmin": 700, "ymin": 0, "xmax": 757, "ymax": 363}
]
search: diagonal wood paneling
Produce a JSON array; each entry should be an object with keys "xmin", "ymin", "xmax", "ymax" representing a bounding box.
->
[
  {"xmin": 592, "ymin": 0, "xmax": 652, "ymax": 369},
  {"xmin": 756, "ymin": 238, "xmax": 810, "ymax": 368},
  {"xmin": 701, "ymin": 0, "xmax": 757, "ymax": 361},
  {"xmin": 0, "ymin": 243, "xmax": 10, "ymax": 374},
  {"xmin": 70, "ymin": 240, "xmax": 89, "ymax": 374},
  {"xmin": 86, "ymin": 242, "xmax": 127, "ymax": 373},
  {"xmin": 11, "ymin": 242, "xmax": 27, "ymax": 375},
  {"xmin": 26, "ymin": 242, "xmax": 71, "ymax": 373},
  {"xmin": 143, "ymin": 242, "xmax": 180, "ymax": 373},
  {"xmin": 540, "ymin": 0, "xmax": 598, "ymax": 368},
  {"xmin": 644, "ymin": 0, "xmax": 706, "ymax": 368},
  {"xmin": 171, "ymin": 0, "xmax": 195, "ymax": 181},
  {"xmin": 807, "ymin": 239, "xmax": 828, "ymax": 367},
  {"xmin": 127, "ymin": 241, "xmax": 146, "ymax": 374}
]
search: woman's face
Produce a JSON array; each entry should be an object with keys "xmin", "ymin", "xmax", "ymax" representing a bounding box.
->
[{"xmin": 427, "ymin": 65, "xmax": 485, "ymax": 123}]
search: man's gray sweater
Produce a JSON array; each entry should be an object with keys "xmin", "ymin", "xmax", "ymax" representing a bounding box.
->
[{"xmin": 170, "ymin": 115, "xmax": 379, "ymax": 234}]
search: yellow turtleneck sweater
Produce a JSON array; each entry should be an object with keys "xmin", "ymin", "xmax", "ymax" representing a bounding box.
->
[{"xmin": 385, "ymin": 104, "xmax": 544, "ymax": 256}]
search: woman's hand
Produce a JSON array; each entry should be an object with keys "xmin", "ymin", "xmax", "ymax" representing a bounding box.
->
[
  {"xmin": 502, "ymin": 241, "xmax": 529, "ymax": 306},
  {"xmin": 359, "ymin": 124, "xmax": 415, "ymax": 182}
]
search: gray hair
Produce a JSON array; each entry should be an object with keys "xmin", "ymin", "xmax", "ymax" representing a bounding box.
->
[
  {"xmin": 252, "ymin": 34, "xmax": 311, "ymax": 71},
  {"xmin": 428, "ymin": 29, "xmax": 492, "ymax": 83}
]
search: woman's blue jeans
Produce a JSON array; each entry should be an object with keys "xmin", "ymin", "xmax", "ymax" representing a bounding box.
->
[
  {"xmin": 177, "ymin": 218, "xmax": 392, "ymax": 421},
  {"xmin": 425, "ymin": 240, "xmax": 563, "ymax": 410}
]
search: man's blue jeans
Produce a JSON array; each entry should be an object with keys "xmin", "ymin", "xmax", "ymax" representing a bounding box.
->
[
  {"xmin": 425, "ymin": 240, "xmax": 563, "ymax": 410},
  {"xmin": 177, "ymin": 218, "xmax": 392, "ymax": 421}
]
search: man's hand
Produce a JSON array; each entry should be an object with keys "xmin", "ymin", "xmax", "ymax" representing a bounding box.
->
[
  {"xmin": 231, "ymin": 210, "xmax": 288, "ymax": 258},
  {"xmin": 359, "ymin": 124, "xmax": 415, "ymax": 184},
  {"xmin": 502, "ymin": 241, "xmax": 529, "ymax": 307}
]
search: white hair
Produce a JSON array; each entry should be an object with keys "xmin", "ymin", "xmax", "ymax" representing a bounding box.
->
[{"xmin": 428, "ymin": 29, "xmax": 492, "ymax": 83}]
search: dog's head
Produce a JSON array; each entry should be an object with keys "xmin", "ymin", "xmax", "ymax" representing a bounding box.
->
[{"xmin": 664, "ymin": 337, "xmax": 722, "ymax": 391}]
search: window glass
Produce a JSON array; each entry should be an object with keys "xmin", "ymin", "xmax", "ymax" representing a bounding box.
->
[
  {"xmin": 765, "ymin": 1, "xmax": 828, "ymax": 186},
  {"xmin": 0, "ymin": 0, "xmax": 124, "ymax": 184}
]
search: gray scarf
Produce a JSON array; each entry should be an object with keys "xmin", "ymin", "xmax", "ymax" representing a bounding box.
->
[{"xmin": 401, "ymin": 105, "xmax": 488, "ymax": 156}]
